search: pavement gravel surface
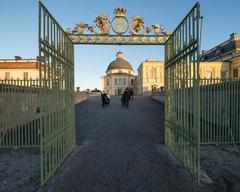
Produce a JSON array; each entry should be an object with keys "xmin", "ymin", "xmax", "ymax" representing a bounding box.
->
[
  {"xmin": 38, "ymin": 96, "xmax": 202, "ymax": 192},
  {"xmin": 0, "ymin": 148, "xmax": 40, "ymax": 192},
  {"xmin": 1, "ymin": 96, "xmax": 239, "ymax": 192}
]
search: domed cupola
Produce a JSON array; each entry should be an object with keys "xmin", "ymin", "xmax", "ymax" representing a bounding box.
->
[{"xmin": 106, "ymin": 51, "xmax": 133, "ymax": 72}]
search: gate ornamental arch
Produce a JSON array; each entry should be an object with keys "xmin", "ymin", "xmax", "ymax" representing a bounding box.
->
[{"xmin": 38, "ymin": 2, "xmax": 201, "ymax": 185}]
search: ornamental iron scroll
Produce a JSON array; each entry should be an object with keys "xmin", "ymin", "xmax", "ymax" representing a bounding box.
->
[{"xmin": 66, "ymin": 7, "xmax": 171, "ymax": 45}]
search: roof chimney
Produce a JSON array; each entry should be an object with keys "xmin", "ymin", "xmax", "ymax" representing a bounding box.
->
[
  {"xmin": 15, "ymin": 56, "xmax": 22, "ymax": 60},
  {"xmin": 230, "ymin": 33, "xmax": 239, "ymax": 41}
]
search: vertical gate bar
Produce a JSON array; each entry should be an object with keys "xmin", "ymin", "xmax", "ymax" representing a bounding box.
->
[
  {"xmin": 224, "ymin": 79, "xmax": 226, "ymax": 141},
  {"xmin": 234, "ymin": 80, "xmax": 236, "ymax": 142},
  {"xmin": 237, "ymin": 80, "xmax": 239, "ymax": 142},
  {"xmin": 72, "ymin": 44, "xmax": 76, "ymax": 146},
  {"xmin": 214, "ymin": 78, "xmax": 216, "ymax": 142},
  {"xmin": 18, "ymin": 80, "xmax": 22, "ymax": 146},
  {"xmin": 216, "ymin": 79, "xmax": 219, "ymax": 142},
  {"xmin": 238, "ymin": 80, "xmax": 239, "ymax": 141},
  {"xmin": 39, "ymin": 2, "xmax": 44, "ymax": 185},
  {"xmin": 196, "ymin": 3, "xmax": 200, "ymax": 182},
  {"xmin": 221, "ymin": 80, "xmax": 223, "ymax": 142},
  {"xmin": 210, "ymin": 79, "xmax": 213, "ymax": 142}
]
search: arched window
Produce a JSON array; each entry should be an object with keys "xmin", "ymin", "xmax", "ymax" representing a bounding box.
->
[
  {"xmin": 123, "ymin": 78, "xmax": 126, "ymax": 85},
  {"xmin": 150, "ymin": 67, "xmax": 156, "ymax": 79}
]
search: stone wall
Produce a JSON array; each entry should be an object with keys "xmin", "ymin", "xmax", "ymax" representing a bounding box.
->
[
  {"xmin": 75, "ymin": 91, "xmax": 89, "ymax": 104},
  {"xmin": 152, "ymin": 91, "xmax": 165, "ymax": 103}
]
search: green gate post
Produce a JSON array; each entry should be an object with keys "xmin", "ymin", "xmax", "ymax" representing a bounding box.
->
[{"xmin": 164, "ymin": 3, "xmax": 201, "ymax": 182}]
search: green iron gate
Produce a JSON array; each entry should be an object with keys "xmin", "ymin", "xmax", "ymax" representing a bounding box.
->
[
  {"xmin": 39, "ymin": 2, "xmax": 75, "ymax": 185},
  {"xmin": 0, "ymin": 1, "xmax": 203, "ymax": 186},
  {"xmin": 0, "ymin": 79, "xmax": 40, "ymax": 147},
  {"xmin": 165, "ymin": 3, "xmax": 201, "ymax": 182}
]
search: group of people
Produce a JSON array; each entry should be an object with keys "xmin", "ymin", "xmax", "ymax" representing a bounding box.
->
[
  {"xmin": 101, "ymin": 87, "xmax": 133, "ymax": 108},
  {"xmin": 121, "ymin": 88, "xmax": 133, "ymax": 108},
  {"xmin": 101, "ymin": 91, "xmax": 110, "ymax": 107}
]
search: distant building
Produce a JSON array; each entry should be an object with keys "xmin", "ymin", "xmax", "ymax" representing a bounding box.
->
[
  {"xmin": 101, "ymin": 52, "xmax": 137, "ymax": 95},
  {"xmin": 137, "ymin": 59, "xmax": 164, "ymax": 94},
  {"xmin": 199, "ymin": 62, "xmax": 229, "ymax": 79},
  {"xmin": 200, "ymin": 33, "xmax": 240, "ymax": 79},
  {"xmin": 0, "ymin": 56, "xmax": 40, "ymax": 80}
]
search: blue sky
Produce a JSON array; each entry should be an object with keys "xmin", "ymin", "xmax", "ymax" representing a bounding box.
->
[{"xmin": 0, "ymin": 0, "xmax": 239, "ymax": 90}]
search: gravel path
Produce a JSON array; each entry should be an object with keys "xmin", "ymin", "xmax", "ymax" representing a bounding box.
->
[
  {"xmin": 200, "ymin": 145, "xmax": 240, "ymax": 191},
  {"xmin": 1, "ymin": 96, "xmax": 240, "ymax": 192},
  {"xmin": 38, "ymin": 96, "xmax": 201, "ymax": 192},
  {"xmin": 0, "ymin": 148, "xmax": 40, "ymax": 192}
]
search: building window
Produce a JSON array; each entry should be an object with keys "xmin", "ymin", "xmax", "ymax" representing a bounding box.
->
[
  {"xmin": 123, "ymin": 78, "xmax": 126, "ymax": 85},
  {"xmin": 118, "ymin": 78, "xmax": 123, "ymax": 85},
  {"xmin": 221, "ymin": 71, "xmax": 226, "ymax": 79},
  {"xmin": 150, "ymin": 67, "xmax": 156, "ymax": 79},
  {"xmin": 106, "ymin": 79, "xmax": 110, "ymax": 86},
  {"xmin": 206, "ymin": 71, "xmax": 213, "ymax": 79},
  {"xmin": 115, "ymin": 78, "xmax": 117, "ymax": 85},
  {"xmin": 5, "ymin": 72, "xmax": 10, "ymax": 80},
  {"xmin": 233, "ymin": 68, "xmax": 238, "ymax": 78},
  {"xmin": 23, "ymin": 72, "xmax": 28, "ymax": 80},
  {"xmin": 131, "ymin": 79, "xmax": 134, "ymax": 85}
]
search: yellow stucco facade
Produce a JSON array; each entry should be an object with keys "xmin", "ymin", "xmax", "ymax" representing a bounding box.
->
[
  {"xmin": 0, "ymin": 58, "xmax": 40, "ymax": 80},
  {"xmin": 199, "ymin": 62, "xmax": 229, "ymax": 79},
  {"xmin": 137, "ymin": 61, "xmax": 237, "ymax": 94},
  {"xmin": 137, "ymin": 59, "xmax": 164, "ymax": 94}
]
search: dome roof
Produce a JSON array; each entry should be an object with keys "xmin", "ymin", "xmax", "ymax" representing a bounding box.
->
[
  {"xmin": 106, "ymin": 52, "xmax": 133, "ymax": 72},
  {"xmin": 107, "ymin": 58, "xmax": 133, "ymax": 71}
]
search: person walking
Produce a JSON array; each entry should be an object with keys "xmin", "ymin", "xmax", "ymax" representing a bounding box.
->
[
  {"xmin": 121, "ymin": 93, "xmax": 125, "ymax": 107},
  {"xmin": 130, "ymin": 88, "xmax": 134, "ymax": 101},
  {"xmin": 123, "ymin": 88, "xmax": 131, "ymax": 108},
  {"xmin": 101, "ymin": 91, "xmax": 109, "ymax": 107}
]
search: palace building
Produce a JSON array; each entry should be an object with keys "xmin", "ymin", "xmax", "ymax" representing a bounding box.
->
[
  {"xmin": 136, "ymin": 33, "xmax": 240, "ymax": 94},
  {"xmin": 137, "ymin": 59, "xmax": 164, "ymax": 94},
  {"xmin": 200, "ymin": 33, "xmax": 240, "ymax": 79},
  {"xmin": 101, "ymin": 51, "xmax": 137, "ymax": 95},
  {"xmin": 0, "ymin": 56, "xmax": 40, "ymax": 80}
]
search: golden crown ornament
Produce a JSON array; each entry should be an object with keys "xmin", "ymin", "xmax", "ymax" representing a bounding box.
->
[{"xmin": 114, "ymin": 7, "xmax": 127, "ymax": 17}]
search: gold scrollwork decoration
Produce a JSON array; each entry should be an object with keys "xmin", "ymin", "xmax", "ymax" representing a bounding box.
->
[
  {"xmin": 108, "ymin": 37, "xmax": 114, "ymax": 43},
  {"xmin": 141, "ymin": 37, "xmax": 147, "ymax": 43},
  {"xmin": 94, "ymin": 14, "xmax": 111, "ymax": 35},
  {"xmin": 125, "ymin": 37, "xmax": 131, "ymax": 43},
  {"xmin": 150, "ymin": 37, "xmax": 155, "ymax": 43},
  {"xmin": 66, "ymin": 7, "xmax": 172, "ymax": 45},
  {"xmin": 117, "ymin": 36, "xmax": 122, "ymax": 43},
  {"xmin": 133, "ymin": 36, "xmax": 139, "ymax": 43},
  {"xmin": 129, "ymin": 16, "xmax": 144, "ymax": 35}
]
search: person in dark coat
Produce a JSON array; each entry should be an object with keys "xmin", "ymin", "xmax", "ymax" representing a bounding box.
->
[
  {"xmin": 129, "ymin": 88, "xmax": 134, "ymax": 101},
  {"xmin": 123, "ymin": 88, "xmax": 131, "ymax": 108},
  {"xmin": 101, "ymin": 91, "xmax": 109, "ymax": 107},
  {"xmin": 121, "ymin": 93, "xmax": 125, "ymax": 107}
]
